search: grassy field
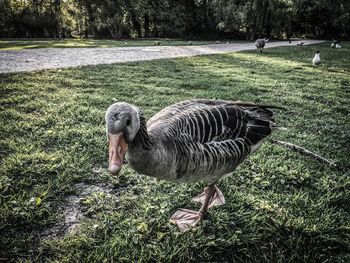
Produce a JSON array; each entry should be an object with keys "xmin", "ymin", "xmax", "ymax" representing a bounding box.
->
[
  {"xmin": 0, "ymin": 38, "xmax": 230, "ymax": 51},
  {"xmin": 0, "ymin": 43, "xmax": 349, "ymax": 262}
]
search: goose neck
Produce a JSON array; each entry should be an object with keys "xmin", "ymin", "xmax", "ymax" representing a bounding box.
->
[{"xmin": 130, "ymin": 111, "xmax": 152, "ymax": 150}]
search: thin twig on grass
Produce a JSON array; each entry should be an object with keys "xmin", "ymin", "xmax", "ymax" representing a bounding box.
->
[{"xmin": 271, "ymin": 139, "xmax": 336, "ymax": 166}]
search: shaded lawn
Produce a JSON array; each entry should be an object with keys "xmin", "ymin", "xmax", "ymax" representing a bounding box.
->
[
  {"xmin": 0, "ymin": 43, "xmax": 349, "ymax": 262},
  {"xmin": 0, "ymin": 38, "xmax": 234, "ymax": 51}
]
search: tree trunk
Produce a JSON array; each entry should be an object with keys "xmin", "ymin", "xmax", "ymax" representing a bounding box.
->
[
  {"xmin": 123, "ymin": 0, "xmax": 142, "ymax": 38},
  {"xmin": 144, "ymin": 13, "xmax": 150, "ymax": 38},
  {"xmin": 108, "ymin": 27, "xmax": 116, "ymax": 39},
  {"xmin": 85, "ymin": 2, "xmax": 96, "ymax": 38},
  {"xmin": 151, "ymin": 14, "xmax": 159, "ymax": 37}
]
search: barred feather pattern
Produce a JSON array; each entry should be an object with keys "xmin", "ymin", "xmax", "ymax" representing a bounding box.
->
[{"xmin": 126, "ymin": 99, "xmax": 277, "ymax": 184}]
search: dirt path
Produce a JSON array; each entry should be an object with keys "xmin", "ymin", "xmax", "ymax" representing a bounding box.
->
[{"xmin": 0, "ymin": 40, "xmax": 324, "ymax": 73}]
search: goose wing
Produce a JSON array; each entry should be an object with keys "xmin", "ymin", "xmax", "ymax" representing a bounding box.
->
[
  {"xmin": 147, "ymin": 100, "xmax": 280, "ymax": 182},
  {"xmin": 148, "ymin": 99, "xmax": 279, "ymax": 146}
]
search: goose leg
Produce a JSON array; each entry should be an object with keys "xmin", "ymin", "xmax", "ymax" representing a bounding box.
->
[
  {"xmin": 192, "ymin": 185, "xmax": 225, "ymax": 208},
  {"xmin": 170, "ymin": 184, "xmax": 222, "ymax": 232}
]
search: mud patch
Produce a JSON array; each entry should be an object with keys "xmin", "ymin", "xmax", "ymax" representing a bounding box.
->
[
  {"xmin": 64, "ymin": 195, "xmax": 83, "ymax": 234},
  {"xmin": 40, "ymin": 181, "xmax": 116, "ymax": 238}
]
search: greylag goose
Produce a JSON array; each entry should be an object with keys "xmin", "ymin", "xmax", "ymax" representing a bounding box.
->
[
  {"xmin": 255, "ymin": 38, "xmax": 269, "ymax": 52},
  {"xmin": 106, "ymin": 99, "xmax": 282, "ymax": 231},
  {"xmin": 312, "ymin": 50, "xmax": 321, "ymax": 65}
]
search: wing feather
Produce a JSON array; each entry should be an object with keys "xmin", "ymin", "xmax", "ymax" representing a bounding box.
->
[{"xmin": 148, "ymin": 99, "xmax": 281, "ymax": 148}]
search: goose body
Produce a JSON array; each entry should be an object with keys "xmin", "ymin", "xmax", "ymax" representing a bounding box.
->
[
  {"xmin": 336, "ymin": 43, "xmax": 341, "ymax": 49},
  {"xmin": 111, "ymin": 100, "xmax": 277, "ymax": 183},
  {"xmin": 106, "ymin": 99, "xmax": 280, "ymax": 231}
]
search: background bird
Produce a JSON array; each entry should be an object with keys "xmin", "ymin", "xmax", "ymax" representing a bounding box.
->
[
  {"xmin": 105, "ymin": 99, "xmax": 283, "ymax": 231},
  {"xmin": 312, "ymin": 50, "xmax": 321, "ymax": 65},
  {"xmin": 255, "ymin": 38, "xmax": 269, "ymax": 52}
]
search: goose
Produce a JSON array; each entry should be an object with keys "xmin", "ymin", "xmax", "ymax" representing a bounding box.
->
[
  {"xmin": 106, "ymin": 99, "xmax": 282, "ymax": 231},
  {"xmin": 336, "ymin": 43, "xmax": 341, "ymax": 49},
  {"xmin": 297, "ymin": 41, "xmax": 304, "ymax": 46},
  {"xmin": 255, "ymin": 38, "xmax": 269, "ymax": 53},
  {"xmin": 312, "ymin": 50, "xmax": 321, "ymax": 65},
  {"xmin": 331, "ymin": 42, "xmax": 335, "ymax": 48}
]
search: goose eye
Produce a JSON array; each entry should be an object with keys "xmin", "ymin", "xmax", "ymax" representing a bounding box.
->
[{"xmin": 126, "ymin": 118, "xmax": 131, "ymax": 126}]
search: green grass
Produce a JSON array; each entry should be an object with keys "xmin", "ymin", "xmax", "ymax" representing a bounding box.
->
[
  {"xmin": 0, "ymin": 42, "xmax": 349, "ymax": 262},
  {"xmin": 0, "ymin": 38, "xmax": 229, "ymax": 51}
]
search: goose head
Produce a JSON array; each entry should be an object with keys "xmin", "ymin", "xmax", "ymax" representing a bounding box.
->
[{"xmin": 105, "ymin": 102, "xmax": 140, "ymax": 175}]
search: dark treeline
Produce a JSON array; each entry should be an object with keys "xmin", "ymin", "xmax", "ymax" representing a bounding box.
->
[{"xmin": 1, "ymin": 0, "xmax": 349, "ymax": 40}]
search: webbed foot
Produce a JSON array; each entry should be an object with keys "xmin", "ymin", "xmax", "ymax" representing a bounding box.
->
[
  {"xmin": 192, "ymin": 185, "xmax": 225, "ymax": 208},
  {"xmin": 170, "ymin": 208, "xmax": 202, "ymax": 232}
]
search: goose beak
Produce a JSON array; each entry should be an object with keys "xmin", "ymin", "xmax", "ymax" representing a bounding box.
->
[{"xmin": 108, "ymin": 132, "xmax": 128, "ymax": 175}]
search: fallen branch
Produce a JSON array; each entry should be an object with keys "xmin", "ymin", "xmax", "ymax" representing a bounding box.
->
[{"xmin": 271, "ymin": 139, "xmax": 336, "ymax": 166}]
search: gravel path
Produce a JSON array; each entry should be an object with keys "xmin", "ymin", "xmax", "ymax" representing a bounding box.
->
[{"xmin": 0, "ymin": 40, "xmax": 324, "ymax": 73}]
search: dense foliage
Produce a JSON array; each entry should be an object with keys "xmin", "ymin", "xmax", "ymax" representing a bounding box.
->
[{"xmin": 0, "ymin": 0, "xmax": 349, "ymax": 39}]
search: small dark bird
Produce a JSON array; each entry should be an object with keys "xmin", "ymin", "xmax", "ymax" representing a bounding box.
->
[{"xmin": 255, "ymin": 38, "xmax": 269, "ymax": 53}]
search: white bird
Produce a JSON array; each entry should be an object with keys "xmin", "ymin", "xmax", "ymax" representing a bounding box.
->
[
  {"xmin": 312, "ymin": 50, "xmax": 321, "ymax": 65},
  {"xmin": 331, "ymin": 43, "xmax": 335, "ymax": 48},
  {"xmin": 336, "ymin": 43, "xmax": 341, "ymax": 49}
]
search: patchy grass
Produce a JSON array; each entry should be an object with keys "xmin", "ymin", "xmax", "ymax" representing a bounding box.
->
[
  {"xmin": 0, "ymin": 38, "xmax": 232, "ymax": 51},
  {"xmin": 0, "ymin": 42, "xmax": 349, "ymax": 262}
]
